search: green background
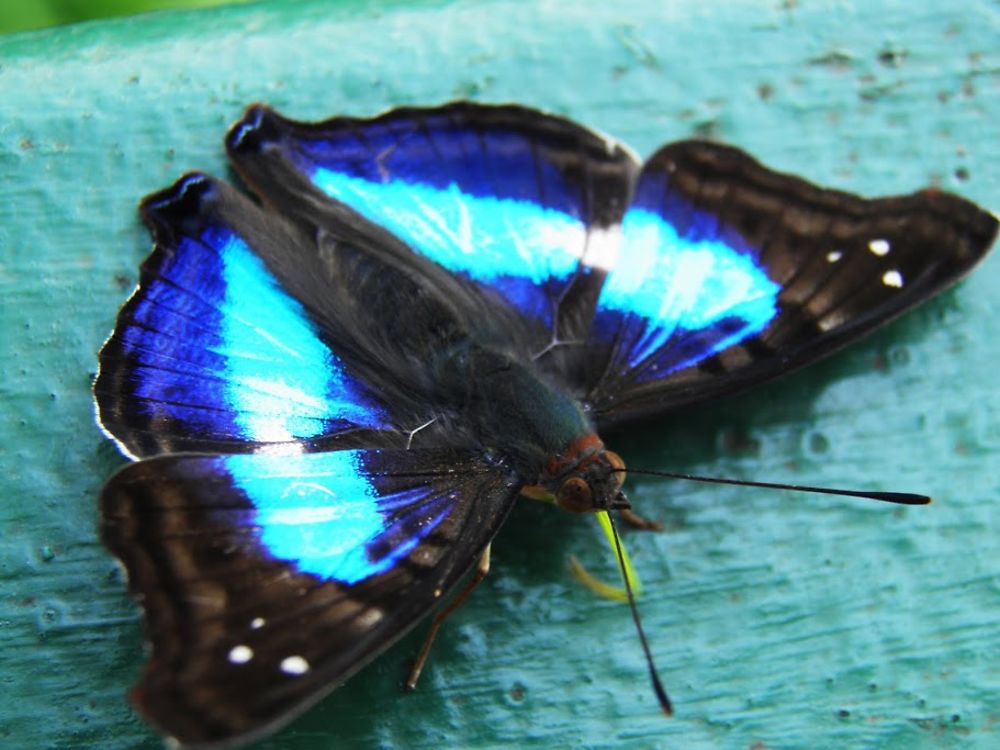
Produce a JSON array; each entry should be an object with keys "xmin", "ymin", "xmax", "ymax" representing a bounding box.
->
[
  {"xmin": 1, "ymin": 1, "xmax": 998, "ymax": 748},
  {"xmin": 0, "ymin": 1, "xmax": 242, "ymax": 35}
]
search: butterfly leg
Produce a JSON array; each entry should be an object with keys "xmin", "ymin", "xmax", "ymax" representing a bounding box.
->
[
  {"xmin": 405, "ymin": 544, "xmax": 492, "ymax": 690},
  {"xmin": 404, "ymin": 417, "xmax": 438, "ymax": 449},
  {"xmin": 530, "ymin": 336, "xmax": 584, "ymax": 362},
  {"xmin": 620, "ymin": 508, "xmax": 663, "ymax": 532}
]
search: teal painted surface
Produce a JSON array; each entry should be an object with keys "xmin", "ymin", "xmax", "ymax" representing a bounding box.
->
[{"xmin": 1, "ymin": 1, "xmax": 998, "ymax": 748}]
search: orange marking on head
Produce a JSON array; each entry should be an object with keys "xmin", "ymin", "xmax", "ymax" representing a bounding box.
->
[{"xmin": 545, "ymin": 433, "xmax": 606, "ymax": 478}]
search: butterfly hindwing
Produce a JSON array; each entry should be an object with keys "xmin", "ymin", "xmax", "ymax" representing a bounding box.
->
[
  {"xmin": 225, "ymin": 102, "xmax": 638, "ymax": 353},
  {"xmin": 100, "ymin": 447, "xmax": 521, "ymax": 748},
  {"xmin": 583, "ymin": 141, "xmax": 999, "ymax": 425}
]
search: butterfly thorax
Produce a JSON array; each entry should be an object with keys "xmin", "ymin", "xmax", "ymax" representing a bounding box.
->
[{"xmin": 434, "ymin": 344, "xmax": 628, "ymax": 513}]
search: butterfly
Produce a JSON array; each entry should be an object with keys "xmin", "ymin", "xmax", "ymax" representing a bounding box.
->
[{"xmin": 94, "ymin": 102, "xmax": 998, "ymax": 748}]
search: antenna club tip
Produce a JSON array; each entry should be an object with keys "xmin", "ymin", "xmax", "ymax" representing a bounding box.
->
[{"xmin": 650, "ymin": 672, "xmax": 673, "ymax": 717}]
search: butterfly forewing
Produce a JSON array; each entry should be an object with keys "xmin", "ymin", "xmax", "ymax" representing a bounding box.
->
[
  {"xmin": 101, "ymin": 448, "xmax": 521, "ymax": 748},
  {"xmin": 585, "ymin": 141, "xmax": 998, "ymax": 425},
  {"xmin": 94, "ymin": 174, "xmax": 397, "ymax": 457},
  {"xmin": 226, "ymin": 102, "xmax": 638, "ymax": 355}
]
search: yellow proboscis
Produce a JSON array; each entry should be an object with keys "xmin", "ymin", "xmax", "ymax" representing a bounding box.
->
[
  {"xmin": 568, "ymin": 511, "xmax": 642, "ymax": 603},
  {"xmin": 521, "ymin": 490, "xmax": 641, "ymax": 602}
]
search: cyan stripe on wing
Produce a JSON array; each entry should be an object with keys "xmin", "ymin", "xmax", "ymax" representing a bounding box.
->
[
  {"xmin": 599, "ymin": 207, "xmax": 779, "ymax": 372},
  {"xmin": 225, "ymin": 452, "xmax": 453, "ymax": 585},
  {"xmin": 310, "ymin": 168, "xmax": 584, "ymax": 283},
  {"xmin": 121, "ymin": 228, "xmax": 387, "ymax": 443},
  {"xmin": 214, "ymin": 231, "xmax": 381, "ymax": 441}
]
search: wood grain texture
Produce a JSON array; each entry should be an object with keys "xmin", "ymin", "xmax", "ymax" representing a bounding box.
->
[{"xmin": 1, "ymin": 1, "xmax": 998, "ymax": 748}]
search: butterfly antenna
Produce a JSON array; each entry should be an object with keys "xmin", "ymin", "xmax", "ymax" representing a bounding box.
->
[
  {"xmin": 623, "ymin": 469, "xmax": 930, "ymax": 506},
  {"xmin": 606, "ymin": 509, "xmax": 673, "ymax": 716}
]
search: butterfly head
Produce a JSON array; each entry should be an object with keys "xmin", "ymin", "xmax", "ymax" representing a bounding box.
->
[{"xmin": 523, "ymin": 433, "xmax": 630, "ymax": 513}]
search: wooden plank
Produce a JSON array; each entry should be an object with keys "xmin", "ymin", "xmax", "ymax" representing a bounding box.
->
[{"xmin": 1, "ymin": 1, "xmax": 997, "ymax": 747}]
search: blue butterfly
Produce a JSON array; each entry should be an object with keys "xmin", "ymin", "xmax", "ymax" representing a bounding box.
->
[{"xmin": 94, "ymin": 102, "xmax": 997, "ymax": 748}]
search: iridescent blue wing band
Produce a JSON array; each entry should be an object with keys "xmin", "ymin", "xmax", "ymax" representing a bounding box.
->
[
  {"xmin": 100, "ymin": 448, "xmax": 521, "ymax": 748},
  {"xmin": 585, "ymin": 141, "xmax": 998, "ymax": 425},
  {"xmin": 95, "ymin": 174, "xmax": 392, "ymax": 457},
  {"xmin": 226, "ymin": 103, "xmax": 637, "ymax": 345},
  {"xmin": 594, "ymin": 163, "xmax": 780, "ymax": 379}
]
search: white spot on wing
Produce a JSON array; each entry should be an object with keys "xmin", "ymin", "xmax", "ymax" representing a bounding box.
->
[
  {"xmin": 228, "ymin": 645, "xmax": 253, "ymax": 664},
  {"xmin": 584, "ymin": 226, "xmax": 623, "ymax": 271},
  {"xmin": 356, "ymin": 608, "xmax": 384, "ymax": 629},
  {"xmin": 250, "ymin": 617, "xmax": 265, "ymax": 629},
  {"xmin": 868, "ymin": 238, "xmax": 891, "ymax": 256},
  {"xmin": 826, "ymin": 250, "xmax": 843, "ymax": 263},
  {"xmin": 882, "ymin": 269, "xmax": 904, "ymax": 288},
  {"xmin": 818, "ymin": 309, "xmax": 849, "ymax": 332},
  {"xmin": 281, "ymin": 655, "xmax": 310, "ymax": 675}
]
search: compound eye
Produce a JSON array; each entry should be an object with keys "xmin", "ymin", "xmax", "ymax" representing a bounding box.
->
[
  {"xmin": 556, "ymin": 477, "xmax": 593, "ymax": 513},
  {"xmin": 605, "ymin": 451, "xmax": 626, "ymax": 490}
]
